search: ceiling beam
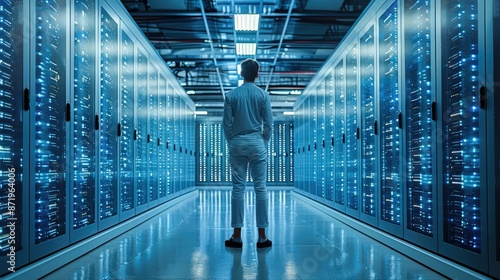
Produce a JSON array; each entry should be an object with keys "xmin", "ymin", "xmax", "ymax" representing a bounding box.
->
[{"xmin": 199, "ymin": 0, "xmax": 225, "ymax": 98}]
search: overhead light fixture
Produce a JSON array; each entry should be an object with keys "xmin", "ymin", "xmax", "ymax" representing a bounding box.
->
[
  {"xmin": 194, "ymin": 111, "xmax": 208, "ymax": 115},
  {"xmin": 187, "ymin": 90, "xmax": 196, "ymax": 94},
  {"xmin": 290, "ymin": 90, "xmax": 301, "ymax": 95},
  {"xmin": 236, "ymin": 43, "xmax": 256, "ymax": 56},
  {"xmin": 234, "ymin": 14, "xmax": 260, "ymax": 31},
  {"xmin": 283, "ymin": 112, "xmax": 295, "ymax": 116}
]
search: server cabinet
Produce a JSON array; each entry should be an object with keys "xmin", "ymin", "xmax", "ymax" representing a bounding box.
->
[
  {"xmin": 377, "ymin": 0, "xmax": 403, "ymax": 237},
  {"xmin": 333, "ymin": 60, "xmax": 346, "ymax": 211},
  {"xmin": 166, "ymin": 84, "xmax": 173, "ymax": 194},
  {"xmin": 148, "ymin": 61, "xmax": 159, "ymax": 207},
  {"xmin": 158, "ymin": 74, "xmax": 167, "ymax": 202},
  {"xmin": 267, "ymin": 123, "xmax": 276, "ymax": 185},
  {"xmin": 223, "ymin": 135, "xmax": 231, "ymax": 184},
  {"xmin": 135, "ymin": 46, "xmax": 148, "ymax": 213},
  {"xmin": 276, "ymin": 122, "xmax": 293, "ymax": 185},
  {"xmin": 119, "ymin": 26, "xmax": 135, "ymax": 220},
  {"xmin": 402, "ymin": 0, "xmax": 437, "ymax": 250},
  {"xmin": 437, "ymin": 0, "xmax": 488, "ymax": 271},
  {"xmin": 71, "ymin": 0, "xmax": 98, "ymax": 242},
  {"xmin": 98, "ymin": 5, "xmax": 119, "ymax": 230},
  {"xmin": 29, "ymin": 0, "xmax": 70, "ymax": 260},
  {"xmin": 197, "ymin": 122, "xmax": 208, "ymax": 184},
  {"xmin": 359, "ymin": 24, "xmax": 378, "ymax": 226},
  {"xmin": 487, "ymin": 0, "xmax": 500, "ymax": 277},
  {"xmin": 325, "ymin": 72, "xmax": 335, "ymax": 202},
  {"xmin": 173, "ymin": 92, "xmax": 179, "ymax": 192},
  {"xmin": 0, "ymin": 0, "xmax": 29, "ymax": 273},
  {"xmin": 345, "ymin": 44, "xmax": 360, "ymax": 218}
]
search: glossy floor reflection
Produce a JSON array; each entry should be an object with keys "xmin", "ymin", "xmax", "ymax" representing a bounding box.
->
[{"xmin": 42, "ymin": 189, "xmax": 446, "ymax": 279}]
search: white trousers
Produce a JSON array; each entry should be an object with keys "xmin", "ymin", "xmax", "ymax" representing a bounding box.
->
[{"xmin": 229, "ymin": 133, "xmax": 269, "ymax": 228}]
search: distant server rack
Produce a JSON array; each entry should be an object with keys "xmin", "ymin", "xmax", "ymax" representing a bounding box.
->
[
  {"xmin": 293, "ymin": 0, "xmax": 500, "ymax": 278},
  {"xmin": 0, "ymin": 0, "xmax": 196, "ymax": 275},
  {"xmin": 196, "ymin": 120, "xmax": 294, "ymax": 186}
]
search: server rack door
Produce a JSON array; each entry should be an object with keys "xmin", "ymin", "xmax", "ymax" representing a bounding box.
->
[
  {"xmin": 276, "ymin": 122, "xmax": 290, "ymax": 186},
  {"xmin": 70, "ymin": 0, "xmax": 97, "ymax": 242},
  {"xmin": 223, "ymin": 131, "xmax": 231, "ymax": 184},
  {"xmin": 158, "ymin": 74, "xmax": 167, "ymax": 201},
  {"xmin": 197, "ymin": 122, "xmax": 208, "ymax": 184},
  {"xmin": 166, "ymin": 84, "xmax": 173, "ymax": 194},
  {"xmin": 267, "ymin": 124, "xmax": 276, "ymax": 185},
  {"xmin": 288, "ymin": 123, "xmax": 294, "ymax": 184},
  {"xmin": 148, "ymin": 62, "xmax": 159, "ymax": 207},
  {"xmin": 488, "ymin": 0, "xmax": 500, "ymax": 277},
  {"xmin": 119, "ymin": 27, "xmax": 135, "ymax": 220},
  {"xmin": 310, "ymin": 91, "xmax": 318, "ymax": 196},
  {"xmin": 437, "ymin": 0, "xmax": 488, "ymax": 271},
  {"xmin": 377, "ymin": 0, "xmax": 403, "ymax": 236},
  {"xmin": 334, "ymin": 60, "xmax": 346, "ymax": 211},
  {"xmin": 359, "ymin": 24, "xmax": 378, "ymax": 226},
  {"xmin": 325, "ymin": 72, "xmax": 335, "ymax": 202},
  {"xmin": 98, "ymin": 5, "xmax": 120, "ymax": 230},
  {"xmin": 345, "ymin": 44, "xmax": 360, "ymax": 218},
  {"xmin": 30, "ymin": 0, "xmax": 70, "ymax": 260},
  {"xmin": 402, "ymin": 0, "xmax": 437, "ymax": 250},
  {"xmin": 173, "ymin": 92, "xmax": 179, "ymax": 192},
  {"xmin": 180, "ymin": 101, "xmax": 187, "ymax": 190},
  {"xmin": 304, "ymin": 98, "xmax": 311, "ymax": 195},
  {"xmin": 317, "ymin": 84, "xmax": 326, "ymax": 198},
  {"xmin": 135, "ymin": 46, "xmax": 148, "ymax": 213},
  {"xmin": 0, "ymin": 0, "xmax": 29, "ymax": 273},
  {"xmin": 293, "ymin": 111, "xmax": 300, "ymax": 189}
]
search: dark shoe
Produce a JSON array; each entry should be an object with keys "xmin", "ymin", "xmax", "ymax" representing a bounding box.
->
[
  {"xmin": 256, "ymin": 239, "xmax": 272, "ymax": 248},
  {"xmin": 225, "ymin": 237, "xmax": 243, "ymax": 248}
]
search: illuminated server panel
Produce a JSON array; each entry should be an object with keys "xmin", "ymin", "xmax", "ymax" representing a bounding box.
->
[
  {"xmin": 157, "ymin": 75, "xmax": 167, "ymax": 199},
  {"xmin": 99, "ymin": 8, "xmax": 119, "ymax": 221},
  {"xmin": 325, "ymin": 73, "xmax": 334, "ymax": 201},
  {"xmin": 73, "ymin": 0, "xmax": 96, "ymax": 232},
  {"xmin": 120, "ymin": 30, "xmax": 135, "ymax": 214},
  {"xmin": 135, "ymin": 49, "xmax": 148, "ymax": 208},
  {"xmin": 198, "ymin": 123, "xmax": 208, "ymax": 183},
  {"xmin": 346, "ymin": 44, "xmax": 359, "ymax": 214},
  {"xmin": 440, "ymin": 0, "xmax": 484, "ymax": 266},
  {"xmin": 334, "ymin": 60, "xmax": 345, "ymax": 207},
  {"xmin": 32, "ymin": 0, "xmax": 68, "ymax": 249},
  {"xmin": 166, "ymin": 85, "xmax": 173, "ymax": 194},
  {"xmin": 317, "ymin": 84, "xmax": 326, "ymax": 198},
  {"xmin": 148, "ymin": 63, "xmax": 159, "ymax": 203},
  {"xmin": 359, "ymin": 26, "xmax": 377, "ymax": 222},
  {"xmin": 267, "ymin": 125, "xmax": 276, "ymax": 183},
  {"xmin": 0, "ymin": 0, "xmax": 26, "ymax": 268},
  {"xmin": 210, "ymin": 123, "xmax": 222, "ymax": 183},
  {"xmin": 378, "ymin": 1, "xmax": 401, "ymax": 229},
  {"xmin": 173, "ymin": 93, "xmax": 179, "ymax": 192},
  {"xmin": 403, "ymin": 0, "xmax": 435, "ymax": 245}
]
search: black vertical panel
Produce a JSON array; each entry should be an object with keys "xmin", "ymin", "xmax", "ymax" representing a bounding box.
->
[
  {"xmin": 0, "ymin": 0, "xmax": 24, "ymax": 256},
  {"xmin": 404, "ymin": 0, "xmax": 434, "ymax": 237},
  {"xmin": 441, "ymin": 0, "xmax": 481, "ymax": 253},
  {"xmin": 120, "ymin": 31, "xmax": 134, "ymax": 212},
  {"xmin": 99, "ymin": 8, "xmax": 118, "ymax": 220},
  {"xmin": 34, "ymin": 0, "xmax": 67, "ymax": 244},
  {"xmin": 378, "ymin": 1, "xmax": 401, "ymax": 225},
  {"xmin": 73, "ymin": 0, "xmax": 96, "ymax": 229},
  {"xmin": 360, "ymin": 26, "xmax": 376, "ymax": 218},
  {"xmin": 334, "ymin": 61, "xmax": 345, "ymax": 206},
  {"xmin": 135, "ymin": 49, "xmax": 148, "ymax": 206},
  {"xmin": 346, "ymin": 45, "xmax": 359, "ymax": 211}
]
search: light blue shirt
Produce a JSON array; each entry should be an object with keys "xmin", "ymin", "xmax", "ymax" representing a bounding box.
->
[{"xmin": 223, "ymin": 83, "xmax": 273, "ymax": 143}]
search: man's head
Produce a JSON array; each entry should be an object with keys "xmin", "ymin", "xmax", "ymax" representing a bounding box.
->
[{"xmin": 240, "ymin": 58, "xmax": 260, "ymax": 82}]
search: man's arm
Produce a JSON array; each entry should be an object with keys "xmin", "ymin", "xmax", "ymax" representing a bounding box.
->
[{"xmin": 222, "ymin": 96, "xmax": 233, "ymax": 142}]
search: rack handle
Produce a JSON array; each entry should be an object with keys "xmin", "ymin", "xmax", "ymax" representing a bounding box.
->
[
  {"xmin": 134, "ymin": 129, "xmax": 137, "ymax": 140},
  {"xmin": 147, "ymin": 134, "xmax": 151, "ymax": 143},
  {"xmin": 331, "ymin": 137, "xmax": 334, "ymax": 147},
  {"xmin": 158, "ymin": 138, "xmax": 161, "ymax": 146},
  {"xmin": 95, "ymin": 115, "xmax": 99, "ymax": 130},
  {"xmin": 65, "ymin": 103, "xmax": 71, "ymax": 122},
  {"xmin": 374, "ymin": 120, "xmax": 378, "ymax": 135},
  {"xmin": 480, "ymin": 86, "xmax": 486, "ymax": 109},
  {"xmin": 342, "ymin": 133, "xmax": 345, "ymax": 144},
  {"xmin": 398, "ymin": 112, "xmax": 403, "ymax": 129},
  {"xmin": 117, "ymin": 123, "xmax": 121, "ymax": 137},
  {"xmin": 356, "ymin": 127, "xmax": 360, "ymax": 139},
  {"xmin": 23, "ymin": 88, "xmax": 30, "ymax": 111},
  {"xmin": 431, "ymin": 101, "xmax": 437, "ymax": 121}
]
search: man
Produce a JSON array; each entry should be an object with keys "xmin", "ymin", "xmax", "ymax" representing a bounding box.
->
[{"xmin": 222, "ymin": 58, "xmax": 273, "ymax": 248}]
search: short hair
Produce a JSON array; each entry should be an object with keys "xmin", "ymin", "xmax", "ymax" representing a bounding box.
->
[{"xmin": 240, "ymin": 58, "xmax": 260, "ymax": 81}]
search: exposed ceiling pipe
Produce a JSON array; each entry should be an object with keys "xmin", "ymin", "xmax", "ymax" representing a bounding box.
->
[
  {"xmin": 265, "ymin": 0, "xmax": 295, "ymax": 92},
  {"xmin": 254, "ymin": 0, "xmax": 264, "ymax": 61},
  {"xmin": 231, "ymin": 0, "xmax": 238, "ymax": 79},
  {"xmin": 199, "ymin": 0, "xmax": 226, "ymax": 98}
]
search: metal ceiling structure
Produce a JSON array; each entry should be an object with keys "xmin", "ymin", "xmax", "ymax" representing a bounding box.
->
[{"xmin": 120, "ymin": 0, "xmax": 370, "ymax": 117}]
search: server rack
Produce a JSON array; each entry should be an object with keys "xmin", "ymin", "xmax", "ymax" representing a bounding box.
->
[
  {"xmin": 293, "ymin": 0, "xmax": 498, "ymax": 277},
  {"xmin": 1, "ymin": 0, "xmax": 195, "ymax": 275},
  {"xmin": 70, "ymin": 0, "xmax": 98, "ymax": 242},
  {"xmin": 0, "ymin": 0, "xmax": 29, "ymax": 272},
  {"xmin": 157, "ymin": 73, "xmax": 167, "ymax": 203},
  {"xmin": 147, "ymin": 60, "xmax": 159, "ymax": 207}
]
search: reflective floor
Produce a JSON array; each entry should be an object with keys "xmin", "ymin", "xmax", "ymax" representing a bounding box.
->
[{"xmin": 42, "ymin": 189, "xmax": 446, "ymax": 280}]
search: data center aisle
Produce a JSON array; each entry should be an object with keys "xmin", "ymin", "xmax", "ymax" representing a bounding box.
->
[{"xmin": 42, "ymin": 189, "xmax": 445, "ymax": 280}]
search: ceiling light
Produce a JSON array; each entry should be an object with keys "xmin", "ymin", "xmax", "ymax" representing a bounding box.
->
[
  {"xmin": 187, "ymin": 90, "xmax": 196, "ymax": 94},
  {"xmin": 234, "ymin": 14, "xmax": 260, "ymax": 31},
  {"xmin": 283, "ymin": 112, "xmax": 295, "ymax": 116},
  {"xmin": 290, "ymin": 90, "xmax": 301, "ymax": 95},
  {"xmin": 194, "ymin": 111, "xmax": 208, "ymax": 115},
  {"xmin": 236, "ymin": 43, "xmax": 256, "ymax": 56}
]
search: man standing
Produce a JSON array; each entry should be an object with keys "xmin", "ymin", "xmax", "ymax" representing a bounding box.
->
[{"xmin": 222, "ymin": 58, "xmax": 273, "ymax": 248}]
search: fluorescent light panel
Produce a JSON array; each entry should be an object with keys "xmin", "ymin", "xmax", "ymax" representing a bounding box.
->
[
  {"xmin": 194, "ymin": 111, "xmax": 208, "ymax": 115},
  {"xmin": 234, "ymin": 14, "xmax": 260, "ymax": 31},
  {"xmin": 236, "ymin": 43, "xmax": 256, "ymax": 56},
  {"xmin": 283, "ymin": 112, "xmax": 295, "ymax": 116}
]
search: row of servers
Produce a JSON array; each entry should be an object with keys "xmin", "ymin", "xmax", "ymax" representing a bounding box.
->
[
  {"xmin": 0, "ymin": 0, "xmax": 195, "ymax": 275},
  {"xmin": 196, "ymin": 120, "xmax": 294, "ymax": 185},
  {"xmin": 294, "ymin": 0, "xmax": 500, "ymax": 278}
]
